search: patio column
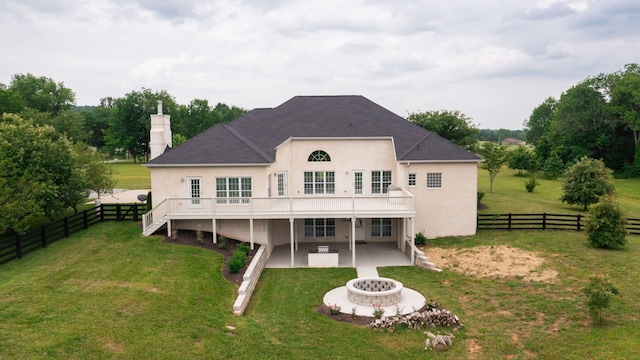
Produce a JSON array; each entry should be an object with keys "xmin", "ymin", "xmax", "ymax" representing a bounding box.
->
[
  {"xmin": 167, "ymin": 219, "xmax": 171, "ymax": 237},
  {"xmin": 400, "ymin": 218, "xmax": 406, "ymax": 250},
  {"xmin": 351, "ymin": 217, "xmax": 356, "ymax": 267},
  {"xmin": 289, "ymin": 218, "xmax": 295, "ymax": 267},
  {"xmin": 249, "ymin": 218, "xmax": 254, "ymax": 250},
  {"xmin": 212, "ymin": 218, "xmax": 217, "ymax": 244},
  {"xmin": 411, "ymin": 216, "xmax": 416, "ymax": 265}
]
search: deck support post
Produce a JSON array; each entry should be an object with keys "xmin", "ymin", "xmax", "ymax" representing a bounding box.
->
[
  {"xmin": 410, "ymin": 217, "xmax": 416, "ymax": 265},
  {"xmin": 212, "ymin": 218, "xmax": 217, "ymax": 244},
  {"xmin": 167, "ymin": 219, "xmax": 172, "ymax": 237},
  {"xmin": 249, "ymin": 218, "xmax": 254, "ymax": 250},
  {"xmin": 289, "ymin": 218, "xmax": 295, "ymax": 267},
  {"xmin": 351, "ymin": 217, "xmax": 356, "ymax": 267}
]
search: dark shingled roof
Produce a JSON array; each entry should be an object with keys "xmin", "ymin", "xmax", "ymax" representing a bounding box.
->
[{"xmin": 147, "ymin": 95, "xmax": 481, "ymax": 166}]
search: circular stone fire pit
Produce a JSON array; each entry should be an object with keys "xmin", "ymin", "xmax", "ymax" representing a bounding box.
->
[{"xmin": 346, "ymin": 277, "xmax": 403, "ymax": 307}]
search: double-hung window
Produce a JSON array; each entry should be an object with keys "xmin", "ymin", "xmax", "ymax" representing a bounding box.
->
[
  {"xmin": 408, "ymin": 173, "xmax": 416, "ymax": 187},
  {"xmin": 426, "ymin": 173, "xmax": 442, "ymax": 189},
  {"xmin": 216, "ymin": 177, "xmax": 252, "ymax": 203},
  {"xmin": 188, "ymin": 177, "xmax": 202, "ymax": 207},
  {"xmin": 304, "ymin": 171, "xmax": 335, "ymax": 194},
  {"xmin": 304, "ymin": 218, "xmax": 335, "ymax": 238},
  {"xmin": 371, "ymin": 218, "xmax": 392, "ymax": 237},
  {"xmin": 371, "ymin": 170, "xmax": 392, "ymax": 194}
]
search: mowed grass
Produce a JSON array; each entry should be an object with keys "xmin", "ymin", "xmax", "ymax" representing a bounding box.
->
[
  {"xmin": 2, "ymin": 166, "xmax": 640, "ymax": 358},
  {"xmin": 2, "ymin": 222, "xmax": 640, "ymax": 358},
  {"xmin": 478, "ymin": 167, "xmax": 640, "ymax": 218},
  {"xmin": 110, "ymin": 160, "xmax": 150, "ymax": 189}
]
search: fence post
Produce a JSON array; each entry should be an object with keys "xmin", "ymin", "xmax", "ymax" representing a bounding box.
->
[
  {"xmin": 117, "ymin": 204, "xmax": 122, "ymax": 221},
  {"xmin": 508, "ymin": 213, "xmax": 512, "ymax": 231},
  {"xmin": 64, "ymin": 217, "xmax": 69, "ymax": 237},
  {"xmin": 133, "ymin": 204, "xmax": 139, "ymax": 221},
  {"xmin": 577, "ymin": 214, "xmax": 582, "ymax": 231},
  {"xmin": 83, "ymin": 209, "xmax": 88, "ymax": 229},
  {"xmin": 41, "ymin": 225, "xmax": 47, "ymax": 248},
  {"xmin": 100, "ymin": 204, "xmax": 105, "ymax": 222},
  {"xmin": 542, "ymin": 213, "xmax": 546, "ymax": 231},
  {"xmin": 16, "ymin": 234, "xmax": 22, "ymax": 259}
]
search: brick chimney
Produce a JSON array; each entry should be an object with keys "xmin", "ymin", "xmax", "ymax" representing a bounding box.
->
[{"xmin": 149, "ymin": 101, "xmax": 172, "ymax": 160}]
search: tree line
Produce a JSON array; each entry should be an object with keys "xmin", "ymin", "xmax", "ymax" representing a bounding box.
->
[
  {"xmin": 0, "ymin": 74, "xmax": 245, "ymax": 234},
  {"xmin": 524, "ymin": 63, "xmax": 640, "ymax": 175}
]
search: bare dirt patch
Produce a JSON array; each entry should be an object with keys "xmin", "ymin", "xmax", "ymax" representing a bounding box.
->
[{"xmin": 424, "ymin": 245, "xmax": 558, "ymax": 283}]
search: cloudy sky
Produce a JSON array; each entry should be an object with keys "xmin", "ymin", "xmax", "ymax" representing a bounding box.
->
[{"xmin": 1, "ymin": 0, "xmax": 639, "ymax": 129}]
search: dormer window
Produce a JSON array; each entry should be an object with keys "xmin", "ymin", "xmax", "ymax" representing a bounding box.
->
[{"xmin": 308, "ymin": 150, "xmax": 331, "ymax": 162}]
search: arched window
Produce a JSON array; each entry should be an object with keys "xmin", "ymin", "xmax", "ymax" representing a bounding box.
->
[{"xmin": 308, "ymin": 150, "xmax": 331, "ymax": 162}]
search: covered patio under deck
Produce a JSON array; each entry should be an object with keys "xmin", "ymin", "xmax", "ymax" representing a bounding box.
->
[{"xmin": 266, "ymin": 241, "xmax": 412, "ymax": 269}]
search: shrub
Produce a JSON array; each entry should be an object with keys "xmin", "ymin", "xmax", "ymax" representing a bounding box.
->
[
  {"xmin": 585, "ymin": 194, "xmax": 627, "ymax": 249},
  {"xmin": 228, "ymin": 249, "xmax": 247, "ymax": 273},
  {"xmin": 237, "ymin": 243, "xmax": 251, "ymax": 256},
  {"xmin": 415, "ymin": 232, "xmax": 427, "ymax": 246},
  {"xmin": 327, "ymin": 303, "xmax": 341, "ymax": 315},
  {"xmin": 584, "ymin": 274, "xmax": 619, "ymax": 324},
  {"xmin": 477, "ymin": 190, "xmax": 485, "ymax": 204},
  {"xmin": 524, "ymin": 177, "xmax": 539, "ymax": 193},
  {"xmin": 217, "ymin": 235, "xmax": 227, "ymax": 249}
]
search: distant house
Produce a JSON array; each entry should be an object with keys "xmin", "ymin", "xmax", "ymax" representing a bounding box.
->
[
  {"xmin": 142, "ymin": 96, "xmax": 482, "ymax": 267},
  {"xmin": 501, "ymin": 138, "xmax": 524, "ymax": 146}
]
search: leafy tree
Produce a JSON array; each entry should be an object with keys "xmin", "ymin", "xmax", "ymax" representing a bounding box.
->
[
  {"xmin": 495, "ymin": 128, "xmax": 512, "ymax": 143},
  {"xmin": 585, "ymin": 194, "xmax": 627, "ymax": 249},
  {"xmin": 80, "ymin": 106, "xmax": 113, "ymax": 148},
  {"xmin": 542, "ymin": 152, "xmax": 565, "ymax": 179},
  {"xmin": 172, "ymin": 99, "xmax": 247, "ymax": 140},
  {"xmin": 507, "ymin": 146, "xmax": 537, "ymax": 174},
  {"xmin": 524, "ymin": 97, "xmax": 557, "ymax": 145},
  {"xmin": 75, "ymin": 144, "xmax": 116, "ymax": 200},
  {"xmin": 0, "ymin": 114, "xmax": 81, "ymax": 231},
  {"xmin": 407, "ymin": 110, "xmax": 479, "ymax": 151},
  {"xmin": 478, "ymin": 142, "xmax": 507, "ymax": 193},
  {"xmin": 609, "ymin": 64, "xmax": 640, "ymax": 164},
  {"xmin": 172, "ymin": 133, "xmax": 187, "ymax": 146},
  {"xmin": 0, "ymin": 85, "xmax": 25, "ymax": 114},
  {"xmin": 583, "ymin": 274, "xmax": 619, "ymax": 324},
  {"xmin": 9, "ymin": 73, "xmax": 75, "ymax": 114},
  {"xmin": 560, "ymin": 157, "xmax": 614, "ymax": 211},
  {"xmin": 105, "ymin": 89, "xmax": 177, "ymax": 162}
]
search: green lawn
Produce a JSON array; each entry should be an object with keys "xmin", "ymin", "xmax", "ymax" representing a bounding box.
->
[
  {"xmin": 478, "ymin": 167, "xmax": 640, "ymax": 218},
  {"xmin": 2, "ymin": 166, "xmax": 640, "ymax": 358},
  {"xmin": 110, "ymin": 160, "xmax": 150, "ymax": 189},
  {"xmin": 1, "ymin": 222, "xmax": 639, "ymax": 359}
]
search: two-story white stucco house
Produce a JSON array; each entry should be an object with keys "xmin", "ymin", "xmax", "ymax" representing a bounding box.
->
[{"xmin": 142, "ymin": 95, "xmax": 481, "ymax": 267}]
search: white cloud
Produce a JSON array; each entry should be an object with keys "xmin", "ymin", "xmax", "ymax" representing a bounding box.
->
[{"xmin": 0, "ymin": 0, "xmax": 638, "ymax": 129}]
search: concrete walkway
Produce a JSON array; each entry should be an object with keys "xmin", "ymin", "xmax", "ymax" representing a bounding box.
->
[{"xmin": 87, "ymin": 189, "xmax": 150, "ymax": 204}]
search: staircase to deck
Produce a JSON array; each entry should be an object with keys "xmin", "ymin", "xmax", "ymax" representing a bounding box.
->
[{"xmin": 142, "ymin": 200, "xmax": 168, "ymax": 236}]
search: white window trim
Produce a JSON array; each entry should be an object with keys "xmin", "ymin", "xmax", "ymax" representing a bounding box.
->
[
  {"xmin": 371, "ymin": 218, "xmax": 392, "ymax": 237},
  {"xmin": 277, "ymin": 172, "xmax": 287, "ymax": 197},
  {"xmin": 426, "ymin": 172, "xmax": 442, "ymax": 189},
  {"xmin": 371, "ymin": 170, "xmax": 392, "ymax": 194},
  {"xmin": 353, "ymin": 170, "xmax": 364, "ymax": 196},
  {"xmin": 304, "ymin": 171, "xmax": 335, "ymax": 195},
  {"xmin": 304, "ymin": 218, "xmax": 336, "ymax": 238},
  {"xmin": 188, "ymin": 177, "xmax": 202, "ymax": 208},
  {"xmin": 408, "ymin": 173, "xmax": 417, "ymax": 187},
  {"xmin": 216, "ymin": 177, "xmax": 252, "ymax": 204}
]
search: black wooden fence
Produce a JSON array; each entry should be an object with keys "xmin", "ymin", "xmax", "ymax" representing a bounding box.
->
[
  {"xmin": 0, "ymin": 203, "xmax": 146, "ymax": 266},
  {"xmin": 478, "ymin": 213, "xmax": 640, "ymax": 235}
]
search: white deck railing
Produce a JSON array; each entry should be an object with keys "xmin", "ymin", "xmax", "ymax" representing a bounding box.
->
[
  {"xmin": 143, "ymin": 191, "xmax": 415, "ymax": 234},
  {"xmin": 166, "ymin": 193, "xmax": 412, "ymax": 217}
]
